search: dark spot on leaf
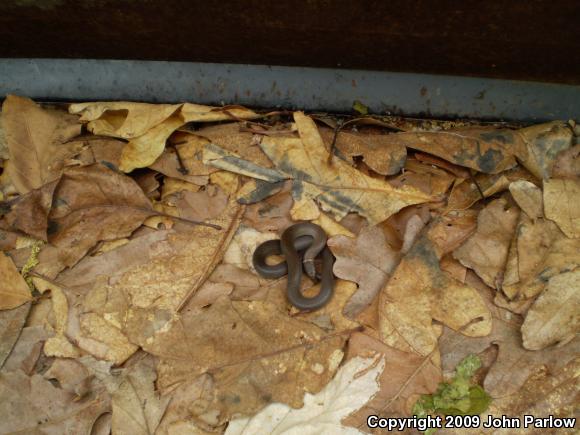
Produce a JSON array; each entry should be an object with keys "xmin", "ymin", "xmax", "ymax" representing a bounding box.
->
[
  {"xmin": 479, "ymin": 130, "xmax": 514, "ymax": 145},
  {"xmin": 100, "ymin": 160, "xmax": 118, "ymax": 171},
  {"xmin": 476, "ymin": 148, "xmax": 503, "ymax": 173},
  {"xmin": 238, "ymin": 180, "xmax": 285, "ymax": 205},
  {"xmin": 408, "ymin": 237, "xmax": 440, "ymax": 270},
  {"xmin": 47, "ymin": 219, "xmax": 59, "ymax": 235}
]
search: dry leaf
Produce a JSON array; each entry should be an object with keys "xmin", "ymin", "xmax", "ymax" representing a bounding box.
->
[
  {"xmin": 319, "ymin": 126, "xmax": 407, "ymax": 175},
  {"xmin": 552, "ymin": 143, "xmax": 580, "ymax": 179},
  {"xmin": 516, "ymin": 121, "xmax": 574, "ymax": 179},
  {"xmin": 43, "ymin": 358, "xmax": 96, "ymax": 398},
  {"xmin": 134, "ymin": 297, "xmax": 348, "ymax": 426},
  {"xmin": 108, "ymin": 355, "xmax": 171, "ymax": 435},
  {"xmin": 70, "ymin": 101, "xmax": 259, "ymax": 172},
  {"xmin": 376, "ymin": 127, "xmax": 519, "ymax": 174},
  {"xmin": 343, "ymin": 331, "xmax": 441, "ymax": 429},
  {"xmin": 503, "ymin": 215, "xmax": 580, "ymax": 299},
  {"xmin": 2, "ymin": 325, "xmax": 50, "ymax": 374},
  {"xmin": 423, "ymin": 210, "xmax": 478, "ymax": 256},
  {"xmin": 55, "ymin": 195, "xmax": 243, "ymax": 364},
  {"xmin": 0, "ymin": 229, "xmax": 19, "ymax": 252},
  {"xmin": 453, "ymin": 197, "xmax": 520, "ymax": 289},
  {"xmin": 0, "ymin": 179, "xmax": 58, "ymax": 240},
  {"xmin": 445, "ymin": 173, "xmax": 509, "ymax": 211},
  {"xmin": 3, "ymin": 95, "xmax": 82, "ymax": 193},
  {"xmin": 243, "ymin": 188, "xmax": 294, "ymax": 233},
  {"xmin": 379, "ymin": 226, "xmax": 492, "ymax": 357},
  {"xmin": 211, "ymin": 112, "xmax": 434, "ymax": 224},
  {"xmin": 56, "ymin": 229, "xmax": 172, "ymax": 292},
  {"xmin": 0, "ymin": 251, "xmax": 32, "ymax": 309},
  {"xmin": 33, "ymin": 277, "xmax": 81, "ymax": 359},
  {"xmin": 0, "ymin": 302, "xmax": 30, "ymax": 369},
  {"xmin": 67, "ymin": 136, "xmax": 126, "ymax": 169},
  {"xmin": 69, "ymin": 101, "xmax": 181, "ymax": 138},
  {"xmin": 196, "ymin": 122, "xmax": 272, "ymax": 168},
  {"xmin": 294, "ymin": 279, "xmax": 360, "ymax": 331},
  {"xmin": 440, "ymin": 273, "xmax": 580, "ymax": 398},
  {"xmin": 223, "ymin": 225, "xmax": 277, "ymax": 270},
  {"xmin": 508, "ymin": 180, "xmax": 543, "ymax": 220},
  {"xmin": 414, "ymin": 152, "xmax": 471, "ymax": 178},
  {"xmin": 37, "ymin": 163, "xmax": 155, "ymax": 276},
  {"xmin": 543, "ymin": 178, "xmax": 580, "ymax": 238},
  {"xmin": 149, "ymin": 135, "xmax": 212, "ymax": 186},
  {"xmin": 0, "ymin": 369, "xmax": 111, "ymax": 434},
  {"xmin": 522, "ymin": 269, "xmax": 580, "ymax": 350},
  {"xmin": 120, "ymin": 115, "xmax": 185, "ymax": 173},
  {"xmin": 479, "ymin": 358, "xmax": 579, "ymax": 434},
  {"xmin": 328, "ymin": 226, "xmax": 400, "ymax": 317},
  {"xmin": 225, "ymin": 356, "xmax": 385, "ymax": 435}
]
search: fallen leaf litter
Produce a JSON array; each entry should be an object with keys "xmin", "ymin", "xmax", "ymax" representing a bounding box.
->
[{"xmin": 0, "ymin": 95, "xmax": 578, "ymax": 434}]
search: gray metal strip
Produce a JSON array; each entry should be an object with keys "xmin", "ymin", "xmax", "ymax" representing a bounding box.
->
[{"xmin": 1, "ymin": 58, "xmax": 579, "ymax": 122}]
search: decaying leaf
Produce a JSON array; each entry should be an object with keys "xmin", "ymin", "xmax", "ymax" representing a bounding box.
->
[
  {"xmin": 552, "ymin": 143, "xmax": 580, "ymax": 179},
  {"xmin": 515, "ymin": 121, "xmax": 574, "ymax": 179},
  {"xmin": 3, "ymin": 325, "xmax": 50, "ymax": 374},
  {"xmin": 55, "ymin": 197, "xmax": 243, "ymax": 364},
  {"xmin": 3, "ymin": 97, "xmax": 579, "ymax": 433},
  {"xmin": 343, "ymin": 331, "xmax": 441, "ymax": 428},
  {"xmin": 445, "ymin": 173, "xmax": 509, "ymax": 211},
  {"xmin": 243, "ymin": 187, "xmax": 294, "ymax": 233},
  {"xmin": 0, "ymin": 179, "xmax": 58, "ymax": 241},
  {"xmin": 207, "ymin": 112, "xmax": 434, "ymax": 224},
  {"xmin": 508, "ymin": 179, "xmax": 543, "ymax": 220},
  {"xmin": 134, "ymin": 297, "xmax": 348, "ymax": 426},
  {"xmin": 95, "ymin": 355, "xmax": 171, "ymax": 435},
  {"xmin": 319, "ymin": 126, "xmax": 407, "ymax": 175},
  {"xmin": 226, "ymin": 356, "xmax": 385, "ymax": 435},
  {"xmin": 522, "ymin": 269, "xmax": 580, "ymax": 350},
  {"xmin": 0, "ymin": 302, "xmax": 30, "ymax": 369},
  {"xmin": 69, "ymin": 101, "xmax": 260, "ymax": 172},
  {"xmin": 543, "ymin": 178, "xmax": 580, "ymax": 238},
  {"xmin": 479, "ymin": 358, "xmax": 579, "ymax": 434},
  {"xmin": 36, "ymin": 163, "xmax": 156, "ymax": 276},
  {"xmin": 453, "ymin": 197, "xmax": 520, "ymax": 289},
  {"xmin": 502, "ymin": 215, "xmax": 580, "ymax": 299},
  {"xmin": 0, "ymin": 251, "xmax": 32, "ymax": 310},
  {"xmin": 440, "ymin": 273, "xmax": 580, "ymax": 398},
  {"xmin": 0, "ymin": 368, "xmax": 111, "ymax": 434},
  {"xmin": 375, "ymin": 127, "xmax": 519, "ymax": 174},
  {"xmin": 379, "ymin": 224, "xmax": 492, "ymax": 357},
  {"xmin": 328, "ymin": 226, "xmax": 400, "ymax": 317},
  {"xmin": 3, "ymin": 95, "xmax": 82, "ymax": 193}
]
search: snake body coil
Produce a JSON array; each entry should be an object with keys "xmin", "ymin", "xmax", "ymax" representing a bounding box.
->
[{"xmin": 252, "ymin": 222, "xmax": 335, "ymax": 310}]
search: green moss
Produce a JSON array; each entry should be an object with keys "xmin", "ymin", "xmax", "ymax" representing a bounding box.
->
[
  {"xmin": 413, "ymin": 354, "xmax": 492, "ymax": 434},
  {"xmin": 21, "ymin": 240, "xmax": 44, "ymax": 290}
]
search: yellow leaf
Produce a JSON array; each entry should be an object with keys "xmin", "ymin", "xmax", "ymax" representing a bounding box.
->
[
  {"xmin": 3, "ymin": 95, "xmax": 82, "ymax": 193},
  {"xmin": 509, "ymin": 179, "xmax": 543, "ymax": 220},
  {"xmin": 119, "ymin": 115, "xmax": 184, "ymax": 172},
  {"xmin": 70, "ymin": 102, "xmax": 260, "ymax": 173},
  {"xmin": 0, "ymin": 252, "xmax": 31, "ymax": 310},
  {"xmin": 543, "ymin": 178, "xmax": 580, "ymax": 238},
  {"xmin": 379, "ymin": 225, "xmax": 491, "ymax": 357},
  {"xmin": 453, "ymin": 197, "xmax": 520, "ymax": 289},
  {"xmin": 522, "ymin": 269, "xmax": 580, "ymax": 350},
  {"xmin": 258, "ymin": 113, "xmax": 434, "ymax": 224}
]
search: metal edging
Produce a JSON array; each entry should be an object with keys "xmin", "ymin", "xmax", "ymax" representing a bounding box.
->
[{"xmin": 1, "ymin": 58, "xmax": 579, "ymax": 122}]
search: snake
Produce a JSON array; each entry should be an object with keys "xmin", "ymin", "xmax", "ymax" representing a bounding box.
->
[{"xmin": 252, "ymin": 222, "xmax": 335, "ymax": 311}]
